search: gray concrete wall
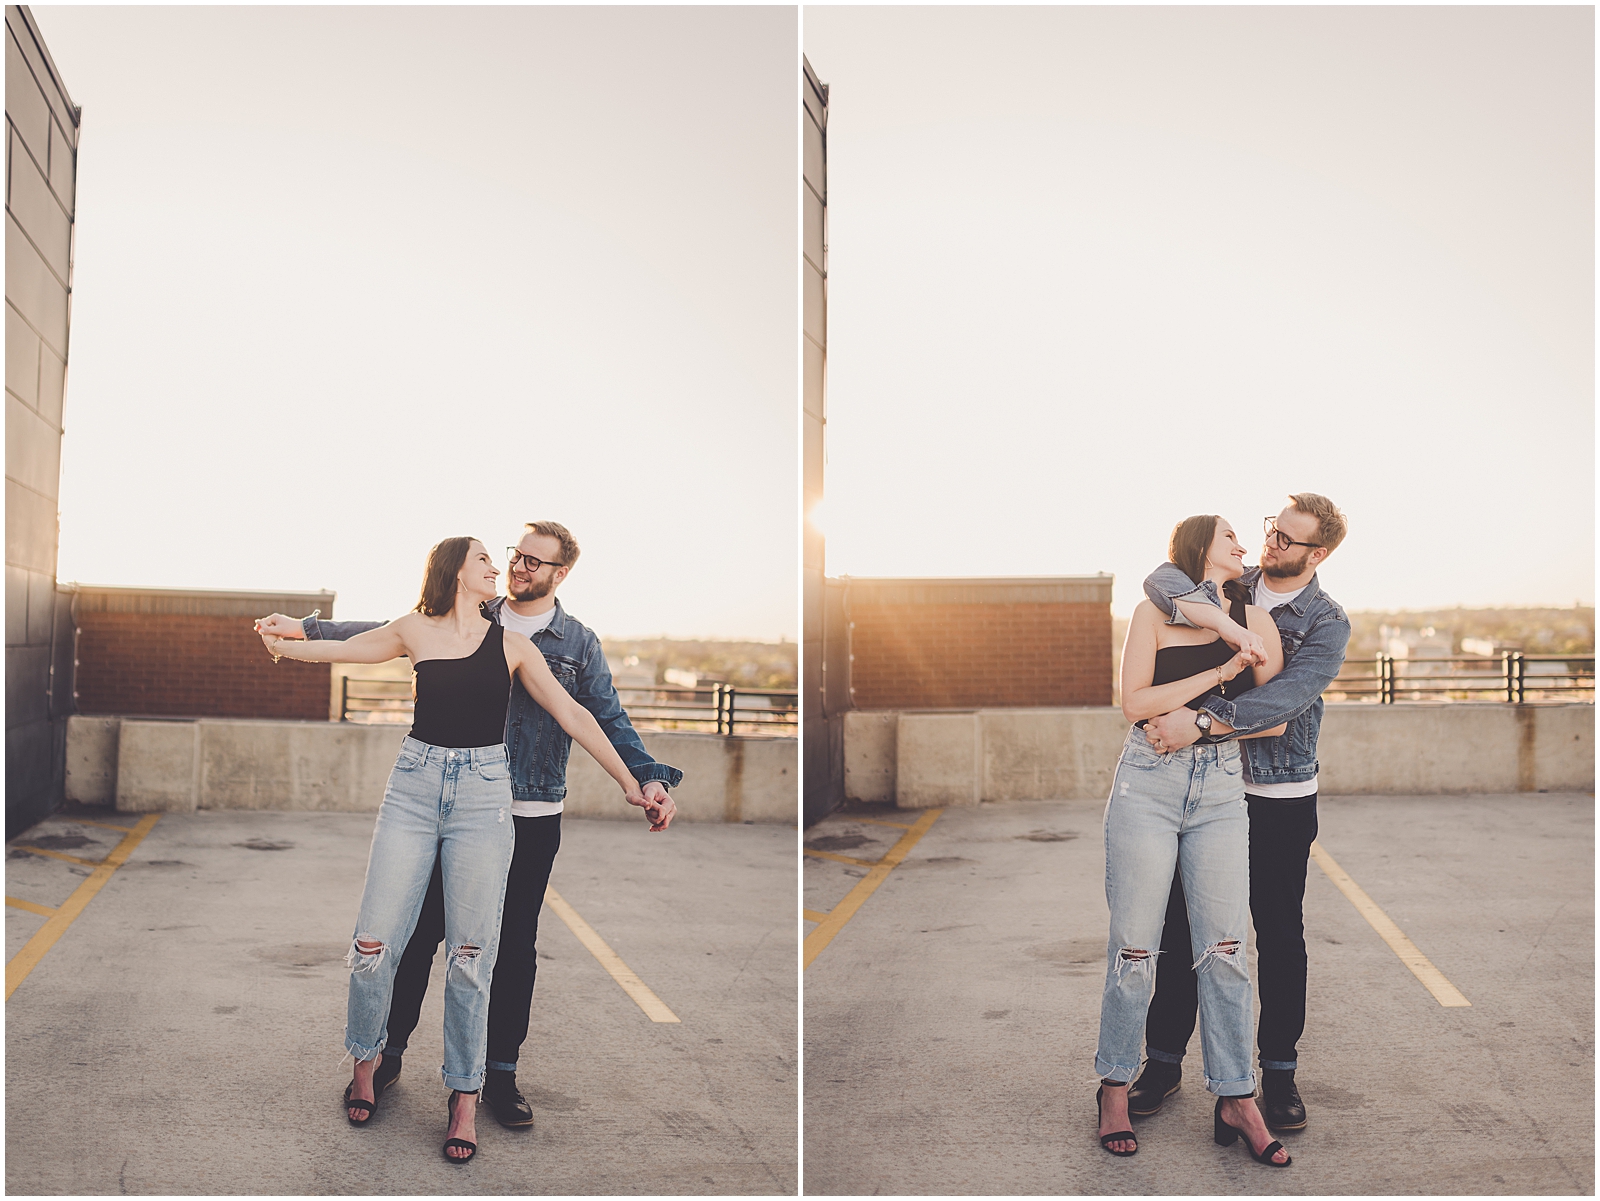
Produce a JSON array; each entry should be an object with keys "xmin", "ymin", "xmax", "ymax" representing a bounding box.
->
[
  {"xmin": 845, "ymin": 704, "xmax": 1595, "ymax": 807},
  {"xmin": 66, "ymin": 716, "xmax": 797, "ymax": 823},
  {"xmin": 802, "ymin": 57, "xmax": 842, "ymax": 827},
  {"xmin": 5, "ymin": 6, "xmax": 78, "ymax": 837}
]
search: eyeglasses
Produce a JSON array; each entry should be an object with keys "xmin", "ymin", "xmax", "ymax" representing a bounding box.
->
[
  {"xmin": 507, "ymin": 548, "xmax": 566, "ymax": 573},
  {"xmin": 1263, "ymin": 517, "xmax": 1322, "ymax": 553}
]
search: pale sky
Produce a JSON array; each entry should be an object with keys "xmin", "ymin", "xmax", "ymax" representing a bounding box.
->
[
  {"xmin": 805, "ymin": 6, "xmax": 1594, "ymax": 615},
  {"xmin": 36, "ymin": 6, "xmax": 798, "ymax": 640}
]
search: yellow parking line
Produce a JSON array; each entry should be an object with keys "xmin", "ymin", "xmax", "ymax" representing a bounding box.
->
[
  {"xmin": 60, "ymin": 817, "xmax": 142, "ymax": 835},
  {"xmin": 802, "ymin": 909, "xmax": 828, "ymax": 924},
  {"xmin": 6, "ymin": 896, "xmax": 57, "ymax": 918},
  {"xmin": 11, "ymin": 845, "xmax": 103, "ymax": 868},
  {"xmin": 6, "ymin": 814, "xmax": 162, "ymax": 1000},
  {"xmin": 544, "ymin": 886, "xmax": 680, "ymax": 1024},
  {"xmin": 803, "ymin": 809, "xmax": 942, "ymax": 970},
  {"xmin": 803, "ymin": 848, "xmax": 879, "ymax": 868},
  {"xmin": 1310, "ymin": 840, "xmax": 1471, "ymax": 1008}
]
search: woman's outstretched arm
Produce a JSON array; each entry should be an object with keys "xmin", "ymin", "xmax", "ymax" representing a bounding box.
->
[
  {"xmin": 1120, "ymin": 603, "xmax": 1254, "ymax": 723},
  {"xmin": 261, "ymin": 619, "xmax": 408, "ymax": 664},
  {"xmin": 505, "ymin": 637, "xmax": 650, "ymax": 807}
]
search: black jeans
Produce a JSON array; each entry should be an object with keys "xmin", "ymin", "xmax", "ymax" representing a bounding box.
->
[
  {"xmin": 385, "ymin": 812, "xmax": 562, "ymax": 1072},
  {"xmin": 1145, "ymin": 792, "xmax": 1318, "ymax": 1072}
]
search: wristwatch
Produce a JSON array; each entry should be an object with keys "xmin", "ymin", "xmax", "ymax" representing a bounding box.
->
[{"xmin": 1194, "ymin": 710, "xmax": 1214, "ymax": 736}]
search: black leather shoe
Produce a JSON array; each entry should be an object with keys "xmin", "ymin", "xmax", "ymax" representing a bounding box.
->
[
  {"xmin": 483, "ymin": 1068, "xmax": 535, "ymax": 1129},
  {"xmin": 1261, "ymin": 1069, "xmax": 1307, "ymax": 1131},
  {"xmin": 1127, "ymin": 1060, "xmax": 1182, "ymax": 1117}
]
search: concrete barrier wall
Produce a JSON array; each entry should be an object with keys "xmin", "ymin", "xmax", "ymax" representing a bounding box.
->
[
  {"xmin": 845, "ymin": 704, "xmax": 1595, "ymax": 808},
  {"xmin": 66, "ymin": 717, "xmax": 796, "ymax": 823}
]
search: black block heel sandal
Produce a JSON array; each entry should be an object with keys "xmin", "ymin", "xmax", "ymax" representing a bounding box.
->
[
  {"xmin": 342, "ymin": 1055, "xmax": 390, "ymax": 1126},
  {"xmin": 1213, "ymin": 1098, "xmax": 1291, "ymax": 1167},
  {"xmin": 443, "ymin": 1090, "xmax": 479, "ymax": 1164},
  {"xmin": 1096, "ymin": 1085, "xmax": 1138, "ymax": 1157}
]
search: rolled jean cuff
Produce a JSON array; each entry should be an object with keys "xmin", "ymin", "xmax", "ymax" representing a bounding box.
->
[
  {"xmin": 1094, "ymin": 1055, "xmax": 1139, "ymax": 1083},
  {"xmin": 1260, "ymin": 1057, "xmax": 1298, "ymax": 1072},
  {"xmin": 1207, "ymin": 1071, "xmax": 1257, "ymax": 1097},
  {"xmin": 443, "ymin": 1068, "xmax": 485, "ymax": 1093},
  {"xmin": 486, "ymin": 1059, "xmax": 517, "ymax": 1073},
  {"xmin": 1145, "ymin": 1046, "xmax": 1185, "ymax": 1066},
  {"xmin": 345, "ymin": 1036, "xmax": 385, "ymax": 1063}
]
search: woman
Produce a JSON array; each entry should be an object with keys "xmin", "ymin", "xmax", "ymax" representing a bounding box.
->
[
  {"xmin": 261, "ymin": 536, "xmax": 650, "ymax": 1163},
  {"xmin": 1094, "ymin": 515, "xmax": 1292, "ymax": 1167}
]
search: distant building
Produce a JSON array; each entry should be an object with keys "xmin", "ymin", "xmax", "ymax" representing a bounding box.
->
[
  {"xmin": 607, "ymin": 655, "xmax": 657, "ymax": 690},
  {"xmin": 843, "ymin": 575, "xmax": 1114, "ymax": 709},
  {"xmin": 73, "ymin": 586, "xmax": 336, "ymax": 721}
]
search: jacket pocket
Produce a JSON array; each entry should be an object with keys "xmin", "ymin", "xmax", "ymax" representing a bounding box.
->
[
  {"xmin": 545, "ymin": 655, "xmax": 581, "ymax": 697},
  {"xmin": 1278, "ymin": 628, "xmax": 1305, "ymax": 662}
]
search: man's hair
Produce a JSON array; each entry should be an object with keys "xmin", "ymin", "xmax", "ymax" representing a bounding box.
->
[
  {"xmin": 415, "ymin": 536, "xmax": 476, "ymax": 617},
  {"xmin": 1288, "ymin": 492, "xmax": 1347, "ymax": 554},
  {"xmin": 524, "ymin": 520, "xmax": 580, "ymax": 570},
  {"xmin": 1168, "ymin": 515, "xmax": 1221, "ymax": 585}
]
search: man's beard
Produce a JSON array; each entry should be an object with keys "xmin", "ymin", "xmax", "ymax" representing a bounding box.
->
[
  {"xmin": 507, "ymin": 575, "xmax": 554, "ymax": 602},
  {"xmin": 1262, "ymin": 549, "xmax": 1311, "ymax": 580}
]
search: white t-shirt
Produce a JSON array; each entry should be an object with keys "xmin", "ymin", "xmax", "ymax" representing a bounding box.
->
[
  {"xmin": 497, "ymin": 604, "xmax": 557, "ymax": 640},
  {"xmin": 495, "ymin": 604, "xmax": 562, "ymax": 816},
  {"xmin": 1242, "ymin": 577, "xmax": 1317, "ymax": 799}
]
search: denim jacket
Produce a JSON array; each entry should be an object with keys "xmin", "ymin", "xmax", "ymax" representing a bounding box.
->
[
  {"xmin": 305, "ymin": 596, "xmax": 682, "ymax": 803},
  {"xmin": 1143, "ymin": 563, "xmax": 1350, "ymax": 786}
]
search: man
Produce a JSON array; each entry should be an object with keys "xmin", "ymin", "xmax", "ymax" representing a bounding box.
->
[
  {"xmin": 257, "ymin": 521, "xmax": 681, "ymax": 1129},
  {"xmin": 1127, "ymin": 493, "xmax": 1349, "ymax": 1134}
]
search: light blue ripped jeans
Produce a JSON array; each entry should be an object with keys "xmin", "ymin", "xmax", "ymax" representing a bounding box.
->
[
  {"xmin": 345, "ymin": 737, "xmax": 515, "ymax": 1093},
  {"xmin": 1096, "ymin": 726, "xmax": 1255, "ymax": 1097}
]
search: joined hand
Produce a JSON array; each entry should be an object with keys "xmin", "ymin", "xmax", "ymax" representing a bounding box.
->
[
  {"xmin": 637, "ymin": 780, "xmax": 676, "ymax": 831},
  {"xmin": 254, "ymin": 613, "xmax": 305, "ymax": 640},
  {"xmin": 1223, "ymin": 624, "xmax": 1267, "ymax": 666}
]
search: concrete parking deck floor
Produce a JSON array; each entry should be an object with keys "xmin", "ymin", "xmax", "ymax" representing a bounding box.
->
[
  {"xmin": 7, "ymin": 806, "xmax": 796, "ymax": 1195},
  {"xmin": 803, "ymin": 792, "xmax": 1594, "ymax": 1196}
]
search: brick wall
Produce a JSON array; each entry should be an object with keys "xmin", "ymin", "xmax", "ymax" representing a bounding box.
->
[
  {"xmin": 843, "ymin": 576, "xmax": 1113, "ymax": 709},
  {"xmin": 72, "ymin": 587, "xmax": 336, "ymax": 720}
]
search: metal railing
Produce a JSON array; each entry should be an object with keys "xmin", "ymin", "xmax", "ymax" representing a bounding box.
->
[
  {"xmin": 1326, "ymin": 653, "xmax": 1594, "ymax": 704},
  {"xmin": 340, "ymin": 677, "xmax": 798, "ymax": 736},
  {"xmin": 617, "ymin": 684, "xmax": 798, "ymax": 736}
]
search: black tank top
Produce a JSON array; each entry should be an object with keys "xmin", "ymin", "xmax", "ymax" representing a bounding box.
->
[
  {"xmin": 408, "ymin": 622, "xmax": 511, "ymax": 748},
  {"xmin": 1148, "ymin": 582, "xmax": 1258, "ymax": 709}
]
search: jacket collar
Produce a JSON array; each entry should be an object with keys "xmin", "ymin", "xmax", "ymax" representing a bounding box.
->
[
  {"xmin": 1241, "ymin": 566, "xmax": 1323, "ymax": 618},
  {"xmin": 484, "ymin": 594, "xmax": 569, "ymax": 638}
]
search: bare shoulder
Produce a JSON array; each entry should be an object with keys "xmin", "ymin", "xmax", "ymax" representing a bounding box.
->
[
  {"xmin": 1131, "ymin": 599, "xmax": 1163, "ymax": 625},
  {"xmin": 1243, "ymin": 605, "xmax": 1279, "ymax": 635},
  {"xmin": 499, "ymin": 628, "xmax": 535, "ymax": 664}
]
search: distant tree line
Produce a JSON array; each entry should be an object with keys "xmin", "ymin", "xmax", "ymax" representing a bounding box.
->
[
  {"xmin": 1345, "ymin": 606, "xmax": 1594, "ymax": 658},
  {"xmin": 600, "ymin": 638, "xmax": 797, "ymax": 690}
]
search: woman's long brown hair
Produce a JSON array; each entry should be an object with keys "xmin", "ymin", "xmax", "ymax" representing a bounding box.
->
[{"xmin": 414, "ymin": 536, "xmax": 477, "ymax": 617}]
